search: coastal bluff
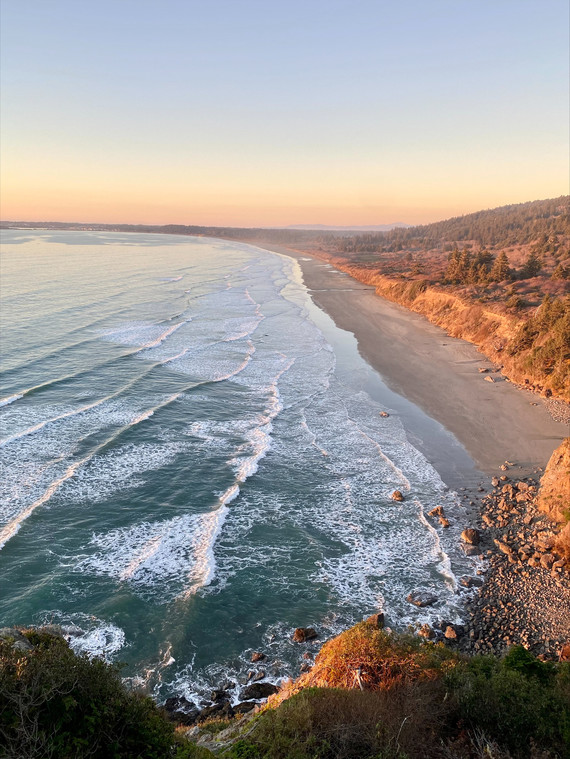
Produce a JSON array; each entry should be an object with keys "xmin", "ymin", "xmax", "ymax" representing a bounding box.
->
[{"xmin": 538, "ymin": 437, "xmax": 570, "ymax": 558}]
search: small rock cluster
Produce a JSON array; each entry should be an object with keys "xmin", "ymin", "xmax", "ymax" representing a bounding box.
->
[{"xmin": 462, "ymin": 475, "xmax": 570, "ymax": 659}]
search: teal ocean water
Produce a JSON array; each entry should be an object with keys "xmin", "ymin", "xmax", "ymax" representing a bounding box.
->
[{"xmin": 0, "ymin": 230, "xmax": 476, "ymax": 703}]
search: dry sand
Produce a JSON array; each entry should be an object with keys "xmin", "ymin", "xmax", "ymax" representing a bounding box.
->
[{"xmin": 252, "ymin": 242, "xmax": 569, "ymax": 483}]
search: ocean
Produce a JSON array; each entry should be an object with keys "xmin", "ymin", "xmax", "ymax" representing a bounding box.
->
[{"xmin": 0, "ymin": 230, "xmax": 477, "ymax": 704}]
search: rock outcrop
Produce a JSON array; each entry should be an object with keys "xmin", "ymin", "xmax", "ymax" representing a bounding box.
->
[{"xmin": 537, "ymin": 438, "xmax": 570, "ymax": 524}]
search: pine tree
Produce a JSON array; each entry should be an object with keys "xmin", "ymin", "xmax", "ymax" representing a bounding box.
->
[
  {"xmin": 489, "ymin": 251, "xmax": 511, "ymax": 281},
  {"xmin": 521, "ymin": 250, "xmax": 543, "ymax": 279}
]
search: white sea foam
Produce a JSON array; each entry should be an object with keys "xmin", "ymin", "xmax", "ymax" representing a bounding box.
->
[
  {"xmin": 36, "ymin": 611, "xmax": 126, "ymax": 660},
  {"xmin": 0, "ymin": 393, "xmax": 23, "ymax": 407},
  {"xmin": 0, "ymin": 393, "xmax": 184, "ymax": 550},
  {"xmin": 75, "ymin": 507, "xmax": 229, "ymax": 600}
]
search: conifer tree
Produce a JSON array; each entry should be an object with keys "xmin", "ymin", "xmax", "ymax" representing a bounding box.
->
[
  {"xmin": 521, "ymin": 250, "xmax": 543, "ymax": 278},
  {"xmin": 489, "ymin": 251, "xmax": 511, "ymax": 281}
]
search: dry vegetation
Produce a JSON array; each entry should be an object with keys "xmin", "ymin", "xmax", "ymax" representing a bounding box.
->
[
  {"xmin": 305, "ymin": 197, "xmax": 570, "ymax": 401},
  {"xmin": 222, "ymin": 623, "xmax": 570, "ymax": 759}
]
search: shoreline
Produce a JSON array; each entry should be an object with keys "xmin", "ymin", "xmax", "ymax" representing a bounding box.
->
[{"xmin": 249, "ymin": 241, "xmax": 568, "ymax": 484}]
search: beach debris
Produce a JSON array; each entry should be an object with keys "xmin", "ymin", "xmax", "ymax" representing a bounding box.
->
[
  {"xmin": 292, "ymin": 627, "xmax": 318, "ymax": 643},
  {"xmin": 379, "ymin": 411, "xmax": 390, "ymax": 417},
  {"xmin": 365, "ymin": 612, "xmax": 385, "ymax": 628},
  {"xmin": 251, "ymin": 651, "xmax": 265, "ymax": 662},
  {"xmin": 428, "ymin": 505, "xmax": 445, "ymax": 517},
  {"xmin": 406, "ymin": 590, "xmax": 438, "ymax": 608},
  {"xmin": 461, "ymin": 528, "xmax": 481, "ymax": 545},
  {"xmin": 391, "ymin": 490, "xmax": 404, "ymax": 502}
]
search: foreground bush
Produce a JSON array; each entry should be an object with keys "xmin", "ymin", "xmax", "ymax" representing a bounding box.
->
[
  {"xmin": 227, "ymin": 628, "xmax": 570, "ymax": 759},
  {"xmin": 0, "ymin": 630, "xmax": 204, "ymax": 759},
  {"xmin": 294, "ymin": 622, "xmax": 459, "ymax": 691}
]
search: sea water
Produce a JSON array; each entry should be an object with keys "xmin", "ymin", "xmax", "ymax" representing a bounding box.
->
[{"xmin": 0, "ymin": 230, "xmax": 478, "ymax": 704}]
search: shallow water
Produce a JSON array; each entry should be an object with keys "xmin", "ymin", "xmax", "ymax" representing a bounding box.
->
[{"xmin": 0, "ymin": 230, "xmax": 478, "ymax": 704}]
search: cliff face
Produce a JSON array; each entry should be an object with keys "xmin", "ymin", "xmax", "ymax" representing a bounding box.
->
[
  {"xmin": 538, "ymin": 438, "xmax": 570, "ymax": 559},
  {"xmin": 305, "ymin": 252, "xmax": 570, "ymax": 403},
  {"xmin": 538, "ymin": 438, "xmax": 570, "ymax": 523}
]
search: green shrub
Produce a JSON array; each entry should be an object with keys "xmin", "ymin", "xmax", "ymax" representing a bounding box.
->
[
  {"xmin": 226, "ymin": 684, "xmax": 448, "ymax": 759},
  {"xmin": 445, "ymin": 650, "xmax": 570, "ymax": 756},
  {"xmin": 0, "ymin": 632, "xmax": 198, "ymax": 759}
]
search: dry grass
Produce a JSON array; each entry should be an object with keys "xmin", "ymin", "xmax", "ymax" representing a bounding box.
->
[{"xmin": 296, "ymin": 623, "xmax": 457, "ymax": 692}]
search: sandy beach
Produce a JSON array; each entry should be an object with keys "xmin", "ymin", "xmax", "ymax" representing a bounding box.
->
[{"xmin": 253, "ymin": 242, "xmax": 569, "ymax": 484}]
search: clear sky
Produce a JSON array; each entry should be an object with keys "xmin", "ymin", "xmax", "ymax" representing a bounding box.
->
[{"xmin": 1, "ymin": 0, "xmax": 568, "ymax": 227}]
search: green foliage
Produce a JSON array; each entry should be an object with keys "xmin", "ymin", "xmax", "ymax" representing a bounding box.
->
[
  {"xmin": 228, "ymin": 630, "xmax": 570, "ymax": 759},
  {"xmin": 508, "ymin": 295, "xmax": 570, "ymax": 392},
  {"xmin": 520, "ymin": 250, "xmax": 544, "ymax": 279},
  {"xmin": 227, "ymin": 686, "xmax": 441, "ymax": 759},
  {"xmin": 0, "ymin": 632, "xmax": 196, "ymax": 759},
  {"xmin": 489, "ymin": 250, "xmax": 511, "ymax": 282},
  {"xmin": 446, "ymin": 652, "xmax": 570, "ymax": 756}
]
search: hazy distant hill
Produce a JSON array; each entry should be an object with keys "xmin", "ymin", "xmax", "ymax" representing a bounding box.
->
[{"xmin": 286, "ymin": 223, "xmax": 409, "ymax": 232}]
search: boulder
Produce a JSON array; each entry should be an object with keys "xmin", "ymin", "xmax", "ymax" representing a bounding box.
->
[
  {"xmin": 540, "ymin": 553, "xmax": 555, "ymax": 571},
  {"xmin": 163, "ymin": 697, "xmax": 200, "ymax": 726},
  {"xmin": 251, "ymin": 651, "xmax": 265, "ymax": 662},
  {"xmin": 198, "ymin": 702, "xmax": 234, "ymax": 722},
  {"xmin": 493, "ymin": 539, "xmax": 513, "ymax": 556},
  {"xmin": 444, "ymin": 626, "xmax": 457, "ymax": 640},
  {"xmin": 12, "ymin": 639, "xmax": 33, "ymax": 652},
  {"xmin": 365, "ymin": 613, "xmax": 385, "ymax": 628},
  {"xmin": 391, "ymin": 490, "xmax": 404, "ymax": 502},
  {"xmin": 292, "ymin": 627, "xmax": 318, "ymax": 643},
  {"xmin": 461, "ymin": 528, "xmax": 481, "ymax": 545},
  {"xmin": 0, "ymin": 628, "xmax": 24, "ymax": 641},
  {"xmin": 459, "ymin": 575, "xmax": 483, "ymax": 588},
  {"xmin": 233, "ymin": 701, "xmax": 257, "ymax": 714},
  {"xmin": 418, "ymin": 623, "xmax": 434, "ymax": 639},
  {"xmin": 439, "ymin": 517, "xmax": 450, "ymax": 528},
  {"xmin": 379, "ymin": 411, "xmax": 390, "ymax": 418},
  {"xmin": 240, "ymin": 682, "xmax": 279, "ymax": 700},
  {"xmin": 428, "ymin": 506, "xmax": 445, "ymax": 517},
  {"xmin": 406, "ymin": 591, "xmax": 437, "ymax": 608},
  {"xmin": 211, "ymin": 689, "xmax": 230, "ymax": 702}
]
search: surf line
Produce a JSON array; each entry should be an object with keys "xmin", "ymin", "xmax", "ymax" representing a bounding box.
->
[
  {"xmin": 0, "ymin": 362, "xmax": 164, "ymax": 447},
  {"xmin": 180, "ymin": 355, "xmax": 295, "ymax": 598},
  {"xmin": 0, "ymin": 391, "xmax": 183, "ymax": 551}
]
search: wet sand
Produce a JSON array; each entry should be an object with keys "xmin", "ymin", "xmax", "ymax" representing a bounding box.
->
[{"xmin": 251, "ymin": 242, "xmax": 569, "ymax": 482}]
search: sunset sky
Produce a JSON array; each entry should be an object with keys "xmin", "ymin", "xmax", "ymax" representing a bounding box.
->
[{"xmin": 1, "ymin": 0, "xmax": 568, "ymax": 227}]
